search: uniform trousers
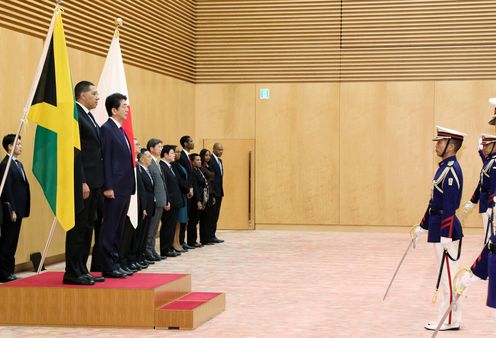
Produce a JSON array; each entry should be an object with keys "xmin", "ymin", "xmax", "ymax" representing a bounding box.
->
[{"xmin": 433, "ymin": 240, "xmax": 462, "ymax": 325}]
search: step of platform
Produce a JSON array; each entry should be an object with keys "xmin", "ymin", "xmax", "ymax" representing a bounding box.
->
[
  {"xmin": 0, "ymin": 271, "xmax": 192, "ymax": 328},
  {"xmin": 155, "ymin": 292, "xmax": 226, "ymax": 330}
]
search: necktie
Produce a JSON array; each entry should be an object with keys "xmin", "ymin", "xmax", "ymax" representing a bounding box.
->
[
  {"xmin": 119, "ymin": 127, "xmax": 130, "ymax": 150},
  {"xmin": 14, "ymin": 160, "xmax": 26, "ymax": 181},
  {"xmin": 168, "ymin": 165, "xmax": 176, "ymax": 177},
  {"xmin": 87, "ymin": 112, "xmax": 100, "ymax": 136}
]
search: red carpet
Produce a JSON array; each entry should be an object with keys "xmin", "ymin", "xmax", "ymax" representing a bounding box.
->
[
  {"xmin": 161, "ymin": 300, "xmax": 205, "ymax": 310},
  {"xmin": 180, "ymin": 292, "xmax": 222, "ymax": 301},
  {"xmin": 1, "ymin": 271, "xmax": 187, "ymax": 289}
]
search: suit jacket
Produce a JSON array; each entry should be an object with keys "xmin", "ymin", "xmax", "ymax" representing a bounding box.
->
[
  {"xmin": 0, "ymin": 156, "xmax": 30, "ymax": 219},
  {"xmin": 100, "ymin": 118, "xmax": 135, "ymax": 196},
  {"xmin": 172, "ymin": 162, "xmax": 189, "ymax": 195},
  {"xmin": 178, "ymin": 150, "xmax": 193, "ymax": 187},
  {"xmin": 209, "ymin": 155, "xmax": 224, "ymax": 197},
  {"xmin": 149, "ymin": 159, "xmax": 168, "ymax": 207},
  {"xmin": 159, "ymin": 160, "xmax": 184, "ymax": 209},
  {"xmin": 76, "ymin": 103, "xmax": 104, "ymax": 189},
  {"xmin": 191, "ymin": 167, "xmax": 207, "ymax": 204},
  {"xmin": 137, "ymin": 165, "xmax": 155, "ymax": 215}
]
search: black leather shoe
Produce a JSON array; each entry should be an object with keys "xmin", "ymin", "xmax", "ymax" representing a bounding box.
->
[
  {"xmin": 173, "ymin": 247, "xmax": 186, "ymax": 253},
  {"xmin": 146, "ymin": 254, "xmax": 160, "ymax": 262},
  {"xmin": 63, "ymin": 274, "xmax": 95, "ymax": 285},
  {"xmin": 183, "ymin": 244, "xmax": 195, "ymax": 250},
  {"xmin": 136, "ymin": 261, "xmax": 148, "ymax": 269},
  {"xmin": 0, "ymin": 275, "xmax": 17, "ymax": 283},
  {"xmin": 85, "ymin": 273, "xmax": 105, "ymax": 283},
  {"xmin": 165, "ymin": 250, "xmax": 180, "ymax": 257},
  {"xmin": 204, "ymin": 242, "xmax": 215, "ymax": 245},
  {"xmin": 145, "ymin": 259, "xmax": 155, "ymax": 264},
  {"xmin": 129, "ymin": 263, "xmax": 141, "ymax": 271},
  {"xmin": 193, "ymin": 243, "xmax": 203, "ymax": 248},
  {"xmin": 212, "ymin": 237, "xmax": 224, "ymax": 243},
  {"xmin": 102, "ymin": 270, "xmax": 126, "ymax": 278},
  {"xmin": 119, "ymin": 267, "xmax": 134, "ymax": 276},
  {"xmin": 153, "ymin": 253, "xmax": 165, "ymax": 261}
]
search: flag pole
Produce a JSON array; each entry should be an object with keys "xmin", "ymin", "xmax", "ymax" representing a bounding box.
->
[
  {"xmin": 37, "ymin": 217, "xmax": 58, "ymax": 274},
  {"xmin": 0, "ymin": 2, "xmax": 61, "ymax": 199}
]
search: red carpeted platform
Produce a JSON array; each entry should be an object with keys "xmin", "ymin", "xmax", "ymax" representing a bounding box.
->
[{"xmin": 0, "ymin": 271, "xmax": 225, "ymax": 329}]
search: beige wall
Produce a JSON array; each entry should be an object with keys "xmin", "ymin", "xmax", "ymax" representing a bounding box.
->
[
  {"xmin": 196, "ymin": 81, "xmax": 496, "ymax": 229},
  {"xmin": 0, "ymin": 27, "xmax": 195, "ymax": 266}
]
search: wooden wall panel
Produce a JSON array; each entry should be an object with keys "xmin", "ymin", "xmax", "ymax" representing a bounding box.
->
[
  {"xmin": 0, "ymin": 27, "xmax": 196, "ymax": 266},
  {"xmin": 255, "ymin": 83, "xmax": 340, "ymax": 224},
  {"xmin": 195, "ymin": 84, "xmax": 256, "ymax": 140},
  {"xmin": 0, "ymin": 0, "xmax": 195, "ymax": 82},
  {"xmin": 433, "ymin": 80, "xmax": 496, "ymax": 228},
  {"xmin": 339, "ymin": 82, "xmax": 434, "ymax": 226},
  {"xmin": 196, "ymin": 0, "xmax": 341, "ymax": 83}
]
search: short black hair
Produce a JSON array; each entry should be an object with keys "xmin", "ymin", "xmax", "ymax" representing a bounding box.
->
[
  {"xmin": 2, "ymin": 134, "xmax": 19, "ymax": 152},
  {"xmin": 451, "ymin": 139, "xmax": 463, "ymax": 152},
  {"xmin": 162, "ymin": 145, "xmax": 177, "ymax": 158},
  {"xmin": 146, "ymin": 138, "xmax": 162, "ymax": 151},
  {"xmin": 74, "ymin": 81, "xmax": 94, "ymax": 99},
  {"xmin": 180, "ymin": 135, "xmax": 191, "ymax": 148},
  {"xmin": 189, "ymin": 153, "xmax": 200, "ymax": 162},
  {"xmin": 137, "ymin": 148, "xmax": 148, "ymax": 162},
  {"xmin": 199, "ymin": 148, "xmax": 210, "ymax": 164},
  {"xmin": 105, "ymin": 93, "xmax": 127, "ymax": 117}
]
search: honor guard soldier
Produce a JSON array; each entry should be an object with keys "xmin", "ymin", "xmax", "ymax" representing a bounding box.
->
[
  {"xmin": 413, "ymin": 126, "xmax": 465, "ymax": 331},
  {"xmin": 463, "ymin": 134, "xmax": 496, "ymax": 244}
]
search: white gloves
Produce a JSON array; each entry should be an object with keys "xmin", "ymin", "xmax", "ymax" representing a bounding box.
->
[
  {"xmin": 412, "ymin": 225, "xmax": 426, "ymax": 240},
  {"xmin": 454, "ymin": 269, "xmax": 480, "ymax": 294},
  {"xmin": 463, "ymin": 201, "xmax": 475, "ymax": 214},
  {"xmin": 479, "ymin": 136, "xmax": 483, "ymax": 151},
  {"xmin": 440, "ymin": 236, "xmax": 452, "ymax": 244}
]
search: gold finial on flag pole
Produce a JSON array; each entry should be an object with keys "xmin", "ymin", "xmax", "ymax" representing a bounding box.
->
[{"xmin": 115, "ymin": 18, "xmax": 124, "ymax": 38}]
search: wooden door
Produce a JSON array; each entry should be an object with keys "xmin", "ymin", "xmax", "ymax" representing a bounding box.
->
[{"xmin": 202, "ymin": 139, "xmax": 255, "ymax": 230}]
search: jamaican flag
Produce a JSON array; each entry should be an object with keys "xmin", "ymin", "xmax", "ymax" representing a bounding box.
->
[{"xmin": 27, "ymin": 7, "xmax": 80, "ymax": 231}]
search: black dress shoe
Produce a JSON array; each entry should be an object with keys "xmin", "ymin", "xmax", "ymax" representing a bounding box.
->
[
  {"xmin": 145, "ymin": 259, "xmax": 155, "ymax": 264},
  {"xmin": 204, "ymin": 242, "xmax": 215, "ymax": 245},
  {"xmin": 129, "ymin": 263, "xmax": 141, "ymax": 271},
  {"xmin": 136, "ymin": 261, "xmax": 148, "ymax": 269},
  {"xmin": 119, "ymin": 267, "xmax": 134, "ymax": 276},
  {"xmin": 165, "ymin": 250, "xmax": 180, "ymax": 257},
  {"xmin": 85, "ymin": 273, "xmax": 105, "ymax": 283},
  {"xmin": 145, "ymin": 255, "xmax": 158, "ymax": 262},
  {"xmin": 173, "ymin": 247, "xmax": 186, "ymax": 253},
  {"xmin": 102, "ymin": 270, "xmax": 126, "ymax": 278},
  {"xmin": 212, "ymin": 237, "xmax": 224, "ymax": 243},
  {"xmin": 0, "ymin": 274, "xmax": 17, "ymax": 283},
  {"xmin": 193, "ymin": 243, "xmax": 203, "ymax": 248},
  {"xmin": 152, "ymin": 253, "xmax": 165, "ymax": 261},
  {"xmin": 183, "ymin": 244, "xmax": 195, "ymax": 250},
  {"xmin": 63, "ymin": 274, "xmax": 95, "ymax": 285}
]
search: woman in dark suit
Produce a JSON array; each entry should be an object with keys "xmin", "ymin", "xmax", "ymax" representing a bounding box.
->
[
  {"xmin": 187, "ymin": 153, "xmax": 208, "ymax": 247},
  {"xmin": 199, "ymin": 149, "xmax": 215, "ymax": 245},
  {"xmin": 172, "ymin": 146, "xmax": 189, "ymax": 252}
]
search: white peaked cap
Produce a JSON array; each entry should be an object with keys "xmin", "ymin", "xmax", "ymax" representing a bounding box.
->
[{"xmin": 432, "ymin": 126, "xmax": 466, "ymax": 141}]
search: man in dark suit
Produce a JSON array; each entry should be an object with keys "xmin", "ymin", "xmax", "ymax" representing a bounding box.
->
[
  {"xmin": 98, "ymin": 93, "xmax": 135, "ymax": 278},
  {"xmin": 178, "ymin": 135, "xmax": 195, "ymax": 250},
  {"xmin": 0, "ymin": 134, "xmax": 30, "ymax": 283},
  {"xmin": 159, "ymin": 145, "xmax": 184, "ymax": 257},
  {"xmin": 63, "ymin": 81, "xmax": 105, "ymax": 285},
  {"xmin": 210, "ymin": 143, "xmax": 225, "ymax": 243},
  {"xmin": 131, "ymin": 149, "xmax": 155, "ymax": 268}
]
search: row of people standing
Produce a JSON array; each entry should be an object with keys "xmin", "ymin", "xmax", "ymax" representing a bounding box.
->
[
  {"xmin": 55, "ymin": 80, "xmax": 225, "ymax": 284},
  {"xmin": 413, "ymin": 101, "xmax": 496, "ymax": 332},
  {"xmin": 144, "ymin": 139, "xmax": 225, "ymax": 262}
]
